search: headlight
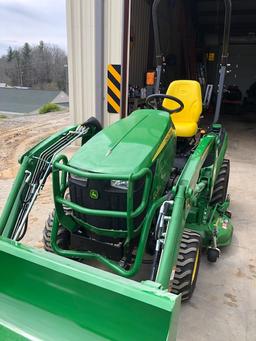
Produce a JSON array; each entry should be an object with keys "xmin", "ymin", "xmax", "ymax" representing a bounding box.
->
[
  {"xmin": 70, "ymin": 173, "xmax": 88, "ymax": 184},
  {"xmin": 110, "ymin": 180, "xmax": 128, "ymax": 190}
]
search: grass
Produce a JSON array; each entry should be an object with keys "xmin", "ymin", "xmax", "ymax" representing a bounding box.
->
[{"xmin": 39, "ymin": 103, "xmax": 61, "ymax": 114}]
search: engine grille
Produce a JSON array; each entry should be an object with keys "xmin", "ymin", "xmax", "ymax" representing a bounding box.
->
[{"xmin": 68, "ymin": 175, "xmax": 146, "ymax": 235}]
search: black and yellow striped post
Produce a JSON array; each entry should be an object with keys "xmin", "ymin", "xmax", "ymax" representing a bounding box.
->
[{"xmin": 107, "ymin": 64, "xmax": 121, "ymax": 113}]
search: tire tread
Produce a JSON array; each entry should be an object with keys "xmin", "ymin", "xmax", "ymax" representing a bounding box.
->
[{"xmin": 171, "ymin": 229, "xmax": 201, "ymax": 301}]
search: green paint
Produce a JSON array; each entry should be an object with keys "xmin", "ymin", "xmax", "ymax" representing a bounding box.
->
[{"xmin": 69, "ymin": 109, "xmax": 172, "ymax": 175}]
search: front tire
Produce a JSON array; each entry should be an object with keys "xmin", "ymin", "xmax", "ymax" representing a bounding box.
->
[
  {"xmin": 43, "ymin": 210, "xmax": 70, "ymax": 252},
  {"xmin": 171, "ymin": 229, "xmax": 202, "ymax": 301}
]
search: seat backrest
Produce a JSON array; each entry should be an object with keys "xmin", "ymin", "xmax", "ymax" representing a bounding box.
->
[{"xmin": 162, "ymin": 80, "xmax": 202, "ymax": 123}]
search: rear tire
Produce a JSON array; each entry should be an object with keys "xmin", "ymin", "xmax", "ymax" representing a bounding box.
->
[
  {"xmin": 171, "ymin": 229, "xmax": 201, "ymax": 301},
  {"xmin": 82, "ymin": 117, "xmax": 102, "ymax": 133},
  {"xmin": 43, "ymin": 210, "xmax": 70, "ymax": 252},
  {"xmin": 211, "ymin": 159, "xmax": 230, "ymax": 205}
]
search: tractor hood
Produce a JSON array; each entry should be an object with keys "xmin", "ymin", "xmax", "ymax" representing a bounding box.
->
[{"xmin": 69, "ymin": 109, "xmax": 173, "ymax": 176}]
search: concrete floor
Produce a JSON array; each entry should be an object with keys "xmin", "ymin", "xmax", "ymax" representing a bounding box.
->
[
  {"xmin": 177, "ymin": 112, "xmax": 256, "ymax": 341},
  {"xmin": 0, "ymin": 112, "xmax": 256, "ymax": 340}
]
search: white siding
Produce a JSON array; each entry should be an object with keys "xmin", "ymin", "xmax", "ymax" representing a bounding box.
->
[{"xmin": 66, "ymin": 0, "xmax": 124, "ymax": 126}]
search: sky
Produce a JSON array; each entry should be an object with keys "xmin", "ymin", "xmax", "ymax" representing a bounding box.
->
[{"xmin": 0, "ymin": 0, "xmax": 67, "ymax": 56}]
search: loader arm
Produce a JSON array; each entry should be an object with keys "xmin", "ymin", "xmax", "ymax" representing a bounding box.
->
[
  {"xmin": 0, "ymin": 124, "xmax": 94, "ymax": 240},
  {"xmin": 156, "ymin": 131, "xmax": 228, "ymax": 289}
]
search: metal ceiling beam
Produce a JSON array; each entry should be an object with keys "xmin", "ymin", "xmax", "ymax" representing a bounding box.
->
[
  {"xmin": 199, "ymin": 14, "xmax": 256, "ymax": 24},
  {"xmin": 197, "ymin": 0, "xmax": 256, "ymax": 12},
  {"xmin": 198, "ymin": 9, "xmax": 256, "ymax": 16},
  {"xmin": 200, "ymin": 23, "xmax": 256, "ymax": 30}
]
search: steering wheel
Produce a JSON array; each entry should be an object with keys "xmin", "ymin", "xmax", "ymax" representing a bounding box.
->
[{"xmin": 146, "ymin": 94, "xmax": 184, "ymax": 115}]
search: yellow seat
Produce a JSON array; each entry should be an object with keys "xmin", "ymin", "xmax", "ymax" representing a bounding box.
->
[{"xmin": 162, "ymin": 80, "xmax": 202, "ymax": 137}]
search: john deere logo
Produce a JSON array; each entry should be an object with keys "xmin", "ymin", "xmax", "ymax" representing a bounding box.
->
[{"xmin": 90, "ymin": 189, "xmax": 99, "ymax": 200}]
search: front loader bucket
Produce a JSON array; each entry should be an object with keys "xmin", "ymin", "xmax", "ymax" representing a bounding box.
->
[{"xmin": 0, "ymin": 239, "xmax": 180, "ymax": 341}]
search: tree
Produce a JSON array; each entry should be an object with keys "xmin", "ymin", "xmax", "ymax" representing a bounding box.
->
[
  {"xmin": 38, "ymin": 40, "xmax": 44, "ymax": 51},
  {"xmin": 21, "ymin": 42, "xmax": 32, "ymax": 86},
  {"xmin": 13, "ymin": 50, "xmax": 23, "ymax": 86},
  {"xmin": 22, "ymin": 43, "xmax": 31, "ymax": 61},
  {"xmin": 7, "ymin": 46, "xmax": 14, "ymax": 62},
  {"xmin": 4, "ymin": 49, "xmax": 23, "ymax": 86}
]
